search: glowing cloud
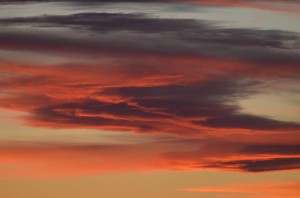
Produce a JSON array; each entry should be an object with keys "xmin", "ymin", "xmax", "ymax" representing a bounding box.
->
[{"xmin": 179, "ymin": 181, "xmax": 300, "ymax": 198}]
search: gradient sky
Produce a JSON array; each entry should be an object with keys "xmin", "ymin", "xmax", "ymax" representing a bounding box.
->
[{"xmin": 0, "ymin": 1, "xmax": 300, "ymax": 198}]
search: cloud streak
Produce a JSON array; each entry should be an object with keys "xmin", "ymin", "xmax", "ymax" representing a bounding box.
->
[
  {"xmin": 0, "ymin": 138, "xmax": 300, "ymax": 178},
  {"xmin": 0, "ymin": 0, "xmax": 300, "ymax": 13},
  {"xmin": 179, "ymin": 181, "xmax": 300, "ymax": 198},
  {"xmin": 1, "ymin": 13, "xmax": 299, "ymax": 57}
]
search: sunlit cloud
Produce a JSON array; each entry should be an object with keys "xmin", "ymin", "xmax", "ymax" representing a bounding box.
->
[
  {"xmin": 0, "ymin": 13, "xmax": 299, "ymax": 136},
  {"xmin": 179, "ymin": 180, "xmax": 300, "ymax": 198},
  {"xmin": 0, "ymin": 0, "xmax": 299, "ymax": 181},
  {"xmin": 0, "ymin": 137, "xmax": 299, "ymax": 178},
  {"xmin": 1, "ymin": 60, "xmax": 299, "ymax": 136}
]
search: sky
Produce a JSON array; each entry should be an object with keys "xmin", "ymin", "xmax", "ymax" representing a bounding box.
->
[{"xmin": 0, "ymin": 0, "xmax": 299, "ymax": 198}]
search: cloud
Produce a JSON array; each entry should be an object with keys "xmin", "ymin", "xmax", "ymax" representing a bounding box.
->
[
  {"xmin": 186, "ymin": 0, "xmax": 300, "ymax": 13},
  {"xmin": 0, "ymin": 18, "xmax": 300, "ymax": 137},
  {"xmin": 241, "ymin": 144, "xmax": 300, "ymax": 155},
  {"xmin": 0, "ymin": 142, "xmax": 162, "ymax": 178},
  {"xmin": 162, "ymin": 140, "xmax": 300, "ymax": 172},
  {"xmin": 0, "ymin": 1, "xmax": 299, "ymax": 178},
  {"xmin": 207, "ymin": 158, "xmax": 300, "ymax": 172},
  {"xmin": 1, "ymin": 0, "xmax": 299, "ymax": 13},
  {"xmin": 7, "ymin": 14, "xmax": 299, "ymax": 135},
  {"xmin": 179, "ymin": 181, "xmax": 300, "ymax": 198},
  {"xmin": 196, "ymin": 114, "xmax": 300, "ymax": 130},
  {"xmin": 0, "ymin": 139, "xmax": 300, "ymax": 178},
  {"xmin": 0, "ymin": 13, "xmax": 299, "ymax": 65},
  {"xmin": 0, "ymin": 12, "xmax": 298, "ymax": 49},
  {"xmin": 1, "ymin": 61, "xmax": 300, "ymax": 136}
]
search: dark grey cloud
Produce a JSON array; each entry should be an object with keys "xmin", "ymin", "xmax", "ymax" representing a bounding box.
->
[
  {"xmin": 38, "ymin": 98, "xmax": 168, "ymax": 120},
  {"xmin": 101, "ymin": 80, "xmax": 252, "ymax": 99},
  {"xmin": 0, "ymin": 12, "xmax": 299, "ymax": 66},
  {"xmin": 29, "ymin": 98, "xmax": 170, "ymax": 132},
  {"xmin": 100, "ymin": 81, "xmax": 245, "ymax": 118},
  {"xmin": 0, "ymin": 12, "xmax": 299, "ymax": 134},
  {"xmin": 98, "ymin": 81, "xmax": 300, "ymax": 131},
  {"xmin": 14, "ymin": 78, "xmax": 298, "ymax": 134},
  {"xmin": 0, "ymin": 13, "xmax": 298, "ymax": 49},
  {"xmin": 208, "ymin": 158, "xmax": 300, "ymax": 172},
  {"xmin": 163, "ymin": 140, "xmax": 300, "ymax": 172},
  {"xmin": 196, "ymin": 114, "xmax": 300, "ymax": 130},
  {"xmin": 0, "ymin": 5, "xmax": 299, "ymax": 145},
  {"xmin": 241, "ymin": 144, "xmax": 300, "ymax": 155}
]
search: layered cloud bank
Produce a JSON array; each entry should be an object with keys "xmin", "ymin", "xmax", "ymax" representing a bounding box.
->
[
  {"xmin": 1, "ymin": 139, "xmax": 300, "ymax": 178},
  {"xmin": 0, "ymin": 0, "xmax": 299, "ymax": 179}
]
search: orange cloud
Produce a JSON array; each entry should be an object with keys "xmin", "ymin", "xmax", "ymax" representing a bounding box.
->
[
  {"xmin": 0, "ymin": 0, "xmax": 299, "ymax": 181},
  {"xmin": 0, "ymin": 55, "xmax": 299, "ymax": 137},
  {"xmin": 179, "ymin": 180, "xmax": 300, "ymax": 198},
  {"xmin": 0, "ymin": 143, "xmax": 162, "ymax": 178},
  {"xmin": 0, "ymin": 138, "xmax": 299, "ymax": 178}
]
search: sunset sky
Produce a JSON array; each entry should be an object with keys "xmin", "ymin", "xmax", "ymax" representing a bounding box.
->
[{"xmin": 0, "ymin": 1, "xmax": 300, "ymax": 198}]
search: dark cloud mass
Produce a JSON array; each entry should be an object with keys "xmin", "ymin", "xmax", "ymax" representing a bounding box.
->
[
  {"xmin": 0, "ymin": 13, "xmax": 300, "ymax": 64},
  {"xmin": 162, "ymin": 141, "xmax": 300, "ymax": 172},
  {"xmin": 208, "ymin": 158, "xmax": 300, "ymax": 172},
  {"xmin": 0, "ymin": 11, "xmax": 299, "ymax": 135},
  {"xmin": 0, "ymin": 0, "xmax": 300, "ymax": 177},
  {"xmin": 241, "ymin": 144, "xmax": 300, "ymax": 155},
  {"xmin": 197, "ymin": 114, "xmax": 300, "ymax": 130},
  {"xmin": 0, "ymin": 13, "xmax": 299, "ymax": 48},
  {"xmin": 1, "ymin": 74, "xmax": 299, "ymax": 136}
]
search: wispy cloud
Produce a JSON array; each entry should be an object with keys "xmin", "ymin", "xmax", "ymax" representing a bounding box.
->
[
  {"xmin": 0, "ymin": 137, "xmax": 300, "ymax": 178},
  {"xmin": 1, "ymin": 13, "xmax": 299, "ymax": 61},
  {"xmin": 1, "ymin": 0, "xmax": 299, "ymax": 13},
  {"xmin": 179, "ymin": 180, "xmax": 300, "ymax": 198}
]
